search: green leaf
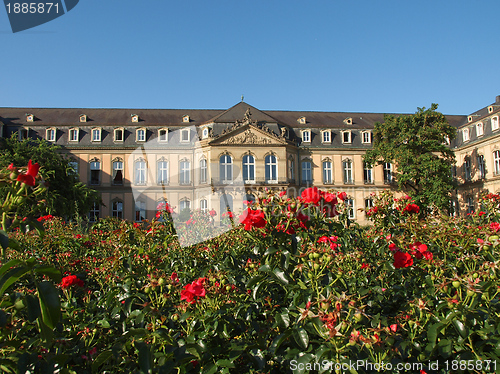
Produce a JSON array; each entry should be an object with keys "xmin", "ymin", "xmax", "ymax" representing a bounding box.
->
[
  {"xmin": 264, "ymin": 246, "xmax": 279, "ymax": 256},
  {"xmin": 427, "ymin": 322, "xmax": 445, "ymax": 348},
  {"xmin": 216, "ymin": 359, "xmax": 235, "ymax": 369},
  {"xmin": 137, "ymin": 342, "xmax": 152, "ymax": 374},
  {"xmin": 92, "ymin": 350, "xmax": 113, "ymax": 372},
  {"xmin": 37, "ymin": 281, "xmax": 61, "ymax": 330},
  {"xmin": 25, "ymin": 294, "xmax": 41, "ymax": 322},
  {"xmin": 0, "ymin": 230, "xmax": 9, "ymax": 250},
  {"xmin": 272, "ymin": 268, "xmax": 289, "ymax": 285},
  {"xmin": 34, "ymin": 265, "xmax": 62, "ymax": 283},
  {"xmin": 7, "ymin": 239, "xmax": 21, "ymax": 252},
  {"xmin": 246, "ymin": 275, "xmax": 264, "ymax": 289},
  {"xmin": 0, "ymin": 265, "xmax": 31, "ymax": 296},
  {"xmin": 293, "ymin": 328, "xmax": 309, "ymax": 349},
  {"xmin": 258, "ymin": 264, "xmax": 271, "ymax": 272},
  {"xmin": 0, "ymin": 259, "xmax": 23, "ymax": 277},
  {"xmin": 292, "ymin": 353, "xmax": 315, "ymax": 374},
  {"xmin": 276, "ymin": 310, "xmax": 290, "ymax": 328},
  {"xmin": 452, "ymin": 319, "xmax": 469, "ymax": 339}
]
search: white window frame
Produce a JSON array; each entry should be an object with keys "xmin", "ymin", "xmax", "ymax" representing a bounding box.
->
[
  {"xmin": 346, "ymin": 198, "xmax": 355, "ymax": 219},
  {"xmin": 383, "ymin": 162, "xmax": 392, "ymax": 184},
  {"xmin": 200, "ymin": 199, "xmax": 208, "ymax": 213},
  {"xmin": 462, "ymin": 128, "xmax": 470, "ymax": 142},
  {"xmin": 91, "ymin": 128, "xmax": 101, "ymax": 142},
  {"xmin": 220, "ymin": 155, "xmax": 233, "ymax": 183},
  {"xmin": 112, "ymin": 160, "xmax": 124, "ymax": 185},
  {"xmin": 18, "ymin": 128, "xmax": 29, "ymax": 140},
  {"xmin": 343, "ymin": 159, "xmax": 353, "ymax": 184},
  {"xmin": 90, "ymin": 160, "xmax": 101, "ymax": 185},
  {"xmin": 322, "ymin": 130, "xmax": 331, "ymax": 143},
  {"xmin": 46, "ymin": 128, "xmax": 56, "ymax": 142},
  {"xmin": 477, "ymin": 154, "xmax": 485, "ymax": 179},
  {"xmin": 302, "ymin": 160, "xmax": 312, "ymax": 183},
  {"xmin": 342, "ymin": 130, "xmax": 352, "ymax": 144},
  {"xmin": 135, "ymin": 159, "xmax": 147, "ymax": 185},
  {"xmin": 494, "ymin": 150, "xmax": 500, "ymax": 175},
  {"xmin": 476, "ymin": 122, "xmax": 484, "ymax": 137},
  {"xmin": 179, "ymin": 199, "xmax": 191, "ymax": 211},
  {"xmin": 157, "ymin": 160, "xmax": 169, "ymax": 185},
  {"xmin": 180, "ymin": 160, "xmax": 191, "ymax": 185},
  {"xmin": 136, "ymin": 128, "xmax": 146, "ymax": 142},
  {"xmin": 365, "ymin": 198, "xmax": 374, "ymax": 209},
  {"xmin": 288, "ymin": 158, "xmax": 295, "ymax": 181},
  {"xmin": 301, "ymin": 130, "xmax": 311, "ymax": 143},
  {"xmin": 181, "ymin": 129, "xmax": 190, "ymax": 143},
  {"xmin": 322, "ymin": 160, "xmax": 332, "ymax": 184},
  {"xmin": 114, "ymin": 128, "xmax": 124, "ymax": 142},
  {"xmin": 112, "ymin": 200, "xmax": 124, "ymax": 219},
  {"xmin": 363, "ymin": 162, "xmax": 373, "ymax": 184},
  {"xmin": 199, "ymin": 158, "xmax": 208, "ymax": 184},
  {"xmin": 242, "ymin": 155, "xmax": 255, "ymax": 183},
  {"xmin": 202, "ymin": 127, "xmax": 209, "ymax": 139},
  {"xmin": 265, "ymin": 155, "xmax": 278, "ymax": 183},
  {"xmin": 362, "ymin": 131, "xmax": 371, "ymax": 144},
  {"xmin": 89, "ymin": 202, "xmax": 100, "ymax": 222},
  {"xmin": 158, "ymin": 128, "xmax": 168, "ymax": 142},
  {"xmin": 492, "ymin": 116, "xmax": 499, "ymax": 131},
  {"xmin": 69, "ymin": 128, "xmax": 79, "ymax": 142}
]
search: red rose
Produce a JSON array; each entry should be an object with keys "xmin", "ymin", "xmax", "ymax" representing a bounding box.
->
[
  {"xmin": 490, "ymin": 222, "xmax": 500, "ymax": 232},
  {"xmin": 180, "ymin": 278, "xmax": 207, "ymax": 304},
  {"xmin": 209, "ymin": 209, "xmax": 217, "ymax": 217},
  {"xmin": 338, "ymin": 192, "xmax": 347, "ymax": 201},
  {"xmin": 393, "ymin": 251, "xmax": 413, "ymax": 268},
  {"xmin": 61, "ymin": 275, "xmax": 84, "ymax": 288},
  {"xmin": 301, "ymin": 187, "xmax": 322, "ymax": 205},
  {"xmin": 239, "ymin": 208, "xmax": 267, "ymax": 230},
  {"xmin": 403, "ymin": 203, "xmax": 420, "ymax": 214},
  {"xmin": 17, "ymin": 160, "xmax": 40, "ymax": 187}
]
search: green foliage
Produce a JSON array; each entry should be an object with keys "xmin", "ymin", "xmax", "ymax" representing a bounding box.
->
[
  {"xmin": 0, "ymin": 135, "xmax": 100, "ymax": 218},
  {"xmin": 364, "ymin": 104, "xmax": 457, "ymax": 213}
]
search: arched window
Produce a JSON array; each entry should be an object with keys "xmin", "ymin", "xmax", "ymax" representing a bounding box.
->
[
  {"xmin": 302, "ymin": 161, "xmax": 312, "ymax": 183},
  {"xmin": 90, "ymin": 159, "xmax": 101, "ymax": 185},
  {"xmin": 343, "ymin": 159, "xmax": 353, "ymax": 184},
  {"xmin": 112, "ymin": 200, "xmax": 123, "ymax": 219},
  {"xmin": 220, "ymin": 155, "xmax": 233, "ymax": 182},
  {"xmin": 199, "ymin": 159, "xmax": 208, "ymax": 184},
  {"xmin": 242, "ymin": 155, "xmax": 255, "ymax": 182},
  {"xmin": 265, "ymin": 155, "xmax": 278, "ymax": 183},
  {"xmin": 180, "ymin": 199, "xmax": 191, "ymax": 212},
  {"xmin": 322, "ymin": 160, "xmax": 332, "ymax": 184},
  {"xmin": 113, "ymin": 159, "xmax": 123, "ymax": 185},
  {"xmin": 135, "ymin": 159, "xmax": 147, "ymax": 185}
]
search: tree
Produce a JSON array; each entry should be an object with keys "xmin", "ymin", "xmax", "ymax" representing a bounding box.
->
[
  {"xmin": 0, "ymin": 135, "xmax": 100, "ymax": 219},
  {"xmin": 363, "ymin": 104, "xmax": 457, "ymax": 212}
]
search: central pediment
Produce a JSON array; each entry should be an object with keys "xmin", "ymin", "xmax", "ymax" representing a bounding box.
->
[{"xmin": 210, "ymin": 124, "xmax": 287, "ymax": 146}]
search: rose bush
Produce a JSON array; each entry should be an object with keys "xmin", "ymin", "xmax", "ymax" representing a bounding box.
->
[{"xmin": 0, "ymin": 176, "xmax": 499, "ymax": 373}]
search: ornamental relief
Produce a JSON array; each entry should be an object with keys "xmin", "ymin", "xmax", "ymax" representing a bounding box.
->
[{"xmin": 220, "ymin": 128, "xmax": 275, "ymax": 145}]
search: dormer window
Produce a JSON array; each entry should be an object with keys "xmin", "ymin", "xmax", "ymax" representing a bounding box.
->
[
  {"xmin": 344, "ymin": 117, "xmax": 353, "ymax": 125},
  {"xmin": 362, "ymin": 131, "xmax": 371, "ymax": 144},
  {"xmin": 476, "ymin": 122, "xmax": 484, "ymax": 137},
  {"xmin": 114, "ymin": 128, "xmax": 124, "ymax": 142},
  {"xmin": 131, "ymin": 114, "xmax": 139, "ymax": 123},
  {"xmin": 136, "ymin": 128, "xmax": 146, "ymax": 142},
  {"xmin": 46, "ymin": 128, "xmax": 56, "ymax": 142},
  {"xmin": 26, "ymin": 114, "xmax": 34, "ymax": 122},
  {"xmin": 301, "ymin": 129, "xmax": 311, "ymax": 142},
  {"xmin": 91, "ymin": 128, "xmax": 101, "ymax": 142},
  {"xmin": 488, "ymin": 106, "xmax": 494, "ymax": 114},
  {"xmin": 158, "ymin": 128, "xmax": 168, "ymax": 142},
  {"xmin": 468, "ymin": 116, "xmax": 473, "ymax": 123},
  {"xmin": 321, "ymin": 130, "xmax": 331, "ymax": 143},
  {"xmin": 462, "ymin": 128, "xmax": 470, "ymax": 142},
  {"xmin": 492, "ymin": 116, "xmax": 499, "ymax": 131},
  {"xmin": 181, "ymin": 128, "xmax": 190, "ymax": 142},
  {"xmin": 202, "ymin": 127, "xmax": 209, "ymax": 139},
  {"xmin": 69, "ymin": 128, "xmax": 79, "ymax": 142},
  {"xmin": 182, "ymin": 115, "xmax": 190, "ymax": 123},
  {"xmin": 18, "ymin": 128, "xmax": 29, "ymax": 140},
  {"xmin": 79, "ymin": 114, "xmax": 87, "ymax": 123},
  {"xmin": 342, "ymin": 130, "xmax": 352, "ymax": 144},
  {"xmin": 298, "ymin": 116, "xmax": 306, "ymax": 125}
]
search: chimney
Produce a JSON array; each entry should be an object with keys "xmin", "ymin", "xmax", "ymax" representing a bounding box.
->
[{"xmin": 496, "ymin": 95, "xmax": 500, "ymax": 103}]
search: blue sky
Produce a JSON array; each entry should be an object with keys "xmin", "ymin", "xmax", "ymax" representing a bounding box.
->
[{"xmin": 1, "ymin": 0, "xmax": 499, "ymax": 115}]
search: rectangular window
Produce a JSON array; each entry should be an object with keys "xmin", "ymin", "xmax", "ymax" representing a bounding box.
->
[
  {"xmin": 89, "ymin": 202, "xmax": 100, "ymax": 222},
  {"xmin": 476, "ymin": 123, "xmax": 484, "ymax": 137},
  {"xmin": 200, "ymin": 199, "xmax": 208, "ymax": 213},
  {"xmin": 464, "ymin": 158, "xmax": 471, "ymax": 181},
  {"xmin": 477, "ymin": 155, "xmax": 485, "ymax": 179},
  {"xmin": 113, "ymin": 161, "xmax": 124, "ymax": 185},
  {"xmin": 137, "ymin": 129, "xmax": 146, "ymax": 142},
  {"xmin": 114, "ymin": 128, "xmax": 124, "ymax": 142},
  {"xmin": 462, "ymin": 128, "xmax": 470, "ymax": 142},
  {"xmin": 135, "ymin": 160, "xmax": 147, "ymax": 185},
  {"xmin": 112, "ymin": 201, "xmax": 123, "ymax": 219},
  {"xmin": 69, "ymin": 129, "xmax": 79, "ymax": 142},
  {"xmin": 288, "ymin": 159, "xmax": 295, "ymax": 181},
  {"xmin": 322, "ymin": 161, "xmax": 332, "ymax": 184},
  {"xmin": 90, "ymin": 161, "xmax": 100, "ymax": 185},
  {"xmin": 322, "ymin": 131, "xmax": 331, "ymax": 143},
  {"xmin": 494, "ymin": 151, "xmax": 500, "ymax": 175},
  {"xmin": 346, "ymin": 198, "xmax": 355, "ymax": 219},
  {"xmin": 467, "ymin": 197, "xmax": 474, "ymax": 214},
  {"xmin": 342, "ymin": 131, "xmax": 351, "ymax": 144},
  {"xmin": 68, "ymin": 161, "xmax": 79, "ymax": 175},
  {"xmin": 181, "ymin": 129, "xmax": 190, "ymax": 142},
  {"xmin": 302, "ymin": 161, "xmax": 312, "ymax": 183},
  {"xmin": 46, "ymin": 128, "xmax": 56, "ymax": 142},
  {"xmin": 363, "ymin": 162, "xmax": 373, "ymax": 184},
  {"xmin": 159, "ymin": 129, "xmax": 168, "ymax": 142},
  {"xmin": 92, "ymin": 128, "xmax": 101, "ymax": 142},
  {"xmin": 135, "ymin": 201, "xmax": 146, "ymax": 222},
  {"xmin": 19, "ymin": 128, "xmax": 29, "ymax": 140},
  {"xmin": 157, "ymin": 161, "xmax": 169, "ymax": 185},
  {"xmin": 180, "ymin": 161, "xmax": 191, "ymax": 184},
  {"xmin": 343, "ymin": 160, "xmax": 353, "ymax": 184},
  {"xmin": 200, "ymin": 159, "xmax": 208, "ymax": 184},
  {"xmin": 365, "ymin": 198, "xmax": 373, "ymax": 209},
  {"xmin": 492, "ymin": 116, "xmax": 499, "ymax": 131},
  {"xmin": 383, "ymin": 163, "xmax": 392, "ymax": 184},
  {"xmin": 302, "ymin": 131, "xmax": 310, "ymax": 142},
  {"xmin": 362, "ymin": 132, "xmax": 371, "ymax": 144}
]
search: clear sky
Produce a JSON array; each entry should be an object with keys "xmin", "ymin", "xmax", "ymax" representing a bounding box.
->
[{"xmin": 1, "ymin": 0, "xmax": 499, "ymax": 115}]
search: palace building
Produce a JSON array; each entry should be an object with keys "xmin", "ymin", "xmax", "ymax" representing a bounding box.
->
[{"xmin": 1, "ymin": 97, "xmax": 499, "ymax": 224}]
